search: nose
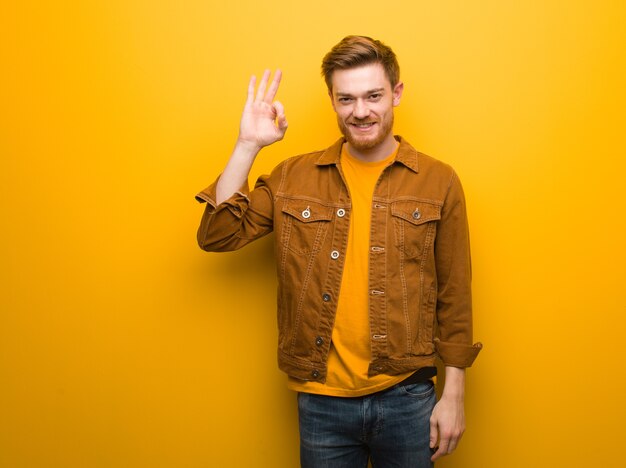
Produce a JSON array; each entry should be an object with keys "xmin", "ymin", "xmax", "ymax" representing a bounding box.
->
[{"xmin": 353, "ymin": 99, "xmax": 370, "ymax": 119}]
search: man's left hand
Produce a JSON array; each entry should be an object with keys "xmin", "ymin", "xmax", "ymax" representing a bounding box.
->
[{"xmin": 429, "ymin": 367, "xmax": 466, "ymax": 461}]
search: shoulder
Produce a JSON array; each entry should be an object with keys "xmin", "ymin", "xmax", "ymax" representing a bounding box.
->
[
  {"xmin": 397, "ymin": 137, "xmax": 457, "ymax": 182},
  {"xmin": 282, "ymin": 149, "xmax": 328, "ymax": 169},
  {"xmin": 256, "ymin": 141, "xmax": 341, "ymax": 192},
  {"xmin": 272, "ymin": 139, "xmax": 342, "ymax": 174}
]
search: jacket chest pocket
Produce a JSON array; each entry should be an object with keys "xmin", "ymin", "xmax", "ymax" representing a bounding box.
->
[
  {"xmin": 391, "ymin": 200, "xmax": 441, "ymax": 259},
  {"xmin": 281, "ymin": 199, "xmax": 334, "ymax": 255}
]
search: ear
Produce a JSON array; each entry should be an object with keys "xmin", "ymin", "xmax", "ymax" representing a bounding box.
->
[
  {"xmin": 392, "ymin": 81, "xmax": 404, "ymax": 107},
  {"xmin": 328, "ymin": 89, "xmax": 337, "ymax": 112}
]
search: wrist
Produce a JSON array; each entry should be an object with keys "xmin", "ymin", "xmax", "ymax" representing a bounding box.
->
[
  {"xmin": 441, "ymin": 388, "xmax": 465, "ymax": 402},
  {"xmin": 234, "ymin": 138, "xmax": 262, "ymax": 156},
  {"xmin": 442, "ymin": 366, "xmax": 466, "ymax": 401}
]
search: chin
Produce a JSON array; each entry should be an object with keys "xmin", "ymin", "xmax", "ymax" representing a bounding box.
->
[
  {"xmin": 346, "ymin": 131, "xmax": 384, "ymax": 151},
  {"xmin": 348, "ymin": 138, "xmax": 379, "ymax": 150}
]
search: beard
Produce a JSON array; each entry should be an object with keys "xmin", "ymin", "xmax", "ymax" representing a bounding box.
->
[{"xmin": 337, "ymin": 113, "xmax": 394, "ymax": 151}]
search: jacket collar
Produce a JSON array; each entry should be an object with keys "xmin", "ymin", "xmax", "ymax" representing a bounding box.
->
[{"xmin": 315, "ymin": 135, "xmax": 420, "ymax": 173}]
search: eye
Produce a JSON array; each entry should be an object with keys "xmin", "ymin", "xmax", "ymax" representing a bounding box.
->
[
  {"xmin": 369, "ymin": 93, "xmax": 382, "ymax": 101},
  {"xmin": 338, "ymin": 97, "xmax": 353, "ymax": 103}
]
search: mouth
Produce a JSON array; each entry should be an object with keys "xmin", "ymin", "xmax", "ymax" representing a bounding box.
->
[{"xmin": 349, "ymin": 122, "xmax": 377, "ymax": 132}]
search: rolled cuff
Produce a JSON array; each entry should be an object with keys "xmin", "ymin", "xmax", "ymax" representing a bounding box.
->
[
  {"xmin": 194, "ymin": 177, "xmax": 250, "ymax": 216},
  {"xmin": 195, "ymin": 190, "xmax": 216, "ymax": 206},
  {"xmin": 434, "ymin": 339, "xmax": 483, "ymax": 368}
]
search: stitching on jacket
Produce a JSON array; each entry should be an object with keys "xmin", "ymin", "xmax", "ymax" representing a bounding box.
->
[
  {"xmin": 397, "ymin": 219, "xmax": 412, "ymax": 354},
  {"xmin": 289, "ymin": 217, "xmax": 329, "ymax": 356}
]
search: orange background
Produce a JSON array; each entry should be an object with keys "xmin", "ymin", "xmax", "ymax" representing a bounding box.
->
[{"xmin": 1, "ymin": 1, "xmax": 625, "ymax": 467}]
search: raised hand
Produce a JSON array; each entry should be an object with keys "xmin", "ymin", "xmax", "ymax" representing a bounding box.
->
[
  {"xmin": 237, "ymin": 69, "xmax": 288, "ymax": 150},
  {"xmin": 214, "ymin": 70, "xmax": 287, "ymax": 205}
]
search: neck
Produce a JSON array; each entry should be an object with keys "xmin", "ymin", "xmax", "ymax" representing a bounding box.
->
[{"xmin": 346, "ymin": 133, "xmax": 398, "ymax": 162}]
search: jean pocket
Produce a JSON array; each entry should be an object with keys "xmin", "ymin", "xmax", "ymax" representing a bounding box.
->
[{"xmin": 400, "ymin": 380, "xmax": 435, "ymax": 399}]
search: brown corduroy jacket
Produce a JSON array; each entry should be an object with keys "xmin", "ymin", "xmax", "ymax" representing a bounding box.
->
[{"xmin": 196, "ymin": 136, "xmax": 482, "ymax": 382}]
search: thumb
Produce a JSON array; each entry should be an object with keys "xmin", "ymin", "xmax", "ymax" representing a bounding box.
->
[{"xmin": 273, "ymin": 101, "xmax": 288, "ymax": 131}]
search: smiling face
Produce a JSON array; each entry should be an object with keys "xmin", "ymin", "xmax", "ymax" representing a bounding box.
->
[{"xmin": 330, "ymin": 62, "xmax": 403, "ymax": 159}]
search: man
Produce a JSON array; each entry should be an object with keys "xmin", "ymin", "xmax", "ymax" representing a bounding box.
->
[{"xmin": 196, "ymin": 36, "xmax": 481, "ymax": 467}]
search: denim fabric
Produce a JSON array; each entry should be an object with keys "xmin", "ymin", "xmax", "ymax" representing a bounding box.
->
[
  {"xmin": 298, "ymin": 380, "xmax": 436, "ymax": 468},
  {"xmin": 196, "ymin": 137, "xmax": 482, "ymax": 382}
]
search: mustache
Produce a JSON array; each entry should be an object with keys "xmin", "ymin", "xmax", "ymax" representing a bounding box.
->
[{"xmin": 348, "ymin": 120, "xmax": 377, "ymax": 125}]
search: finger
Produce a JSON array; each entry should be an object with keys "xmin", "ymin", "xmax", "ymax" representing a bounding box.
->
[
  {"xmin": 447, "ymin": 430, "xmax": 463, "ymax": 454},
  {"xmin": 246, "ymin": 75, "xmax": 256, "ymax": 105},
  {"xmin": 431, "ymin": 437, "xmax": 450, "ymax": 461},
  {"xmin": 431, "ymin": 437, "xmax": 449, "ymax": 462},
  {"xmin": 263, "ymin": 69, "xmax": 282, "ymax": 104},
  {"xmin": 274, "ymin": 101, "xmax": 288, "ymax": 131},
  {"xmin": 255, "ymin": 69, "xmax": 271, "ymax": 103},
  {"xmin": 431, "ymin": 446, "xmax": 444, "ymax": 462},
  {"xmin": 447, "ymin": 435, "xmax": 460, "ymax": 454}
]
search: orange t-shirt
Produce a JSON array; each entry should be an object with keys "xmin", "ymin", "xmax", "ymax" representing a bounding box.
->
[{"xmin": 288, "ymin": 143, "xmax": 414, "ymax": 397}]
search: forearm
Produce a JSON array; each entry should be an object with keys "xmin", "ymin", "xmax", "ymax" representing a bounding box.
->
[
  {"xmin": 441, "ymin": 366, "xmax": 465, "ymax": 401},
  {"xmin": 215, "ymin": 140, "xmax": 261, "ymax": 205}
]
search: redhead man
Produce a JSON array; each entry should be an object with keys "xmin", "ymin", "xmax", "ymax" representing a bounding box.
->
[{"xmin": 196, "ymin": 36, "xmax": 482, "ymax": 467}]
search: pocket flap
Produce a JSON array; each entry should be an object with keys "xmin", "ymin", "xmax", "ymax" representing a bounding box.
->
[
  {"xmin": 281, "ymin": 199, "xmax": 334, "ymax": 223},
  {"xmin": 391, "ymin": 200, "xmax": 441, "ymax": 226}
]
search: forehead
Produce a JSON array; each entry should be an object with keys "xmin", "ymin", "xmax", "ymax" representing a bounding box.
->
[{"xmin": 331, "ymin": 63, "xmax": 391, "ymax": 95}]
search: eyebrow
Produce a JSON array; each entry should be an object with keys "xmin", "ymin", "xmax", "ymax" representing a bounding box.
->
[{"xmin": 335, "ymin": 87, "xmax": 385, "ymax": 97}]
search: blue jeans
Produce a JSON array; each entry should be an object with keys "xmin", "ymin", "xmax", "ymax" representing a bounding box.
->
[{"xmin": 298, "ymin": 380, "xmax": 436, "ymax": 468}]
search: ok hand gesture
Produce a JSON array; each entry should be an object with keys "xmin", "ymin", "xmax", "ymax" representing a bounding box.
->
[{"xmin": 237, "ymin": 69, "xmax": 288, "ymax": 151}]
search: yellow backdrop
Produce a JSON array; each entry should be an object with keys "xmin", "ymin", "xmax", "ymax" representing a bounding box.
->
[{"xmin": 2, "ymin": 1, "xmax": 625, "ymax": 467}]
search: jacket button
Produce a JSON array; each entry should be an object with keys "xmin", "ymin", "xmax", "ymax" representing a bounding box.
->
[
  {"xmin": 336, "ymin": 208, "xmax": 346, "ymax": 217},
  {"xmin": 330, "ymin": 250, "xmax": 340, "ymax": 259},
  {"xmin": 412, "ymin": 209, "xmax": 421, "ymax": 220},
  {"xmin": 315, "ymin": 336, "xmax": 324, "ymax": 346},
  {"xmin": 302, "ymin": 208, "xmax": 311, "ymax": 219},
  {"xmin": 311, "ymin": 370, "xmax": 320, "ymax": 378},
  {"xmin": 322, "ymin": 293, "xmax": 331, "ymax": 302}
]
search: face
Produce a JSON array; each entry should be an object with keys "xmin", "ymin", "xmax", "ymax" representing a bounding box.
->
[{"xmin": 330, "ymin": 63, "xmax": 403, "ymax": 152}]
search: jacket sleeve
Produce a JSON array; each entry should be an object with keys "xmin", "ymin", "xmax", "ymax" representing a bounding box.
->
[
  {"xmin": 434, "ymin": 170, "xmax": 482, "ymax": 367},
  {"xmin": 195, "ymin": 166, "xmax": 280, "ymax": 252}
]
